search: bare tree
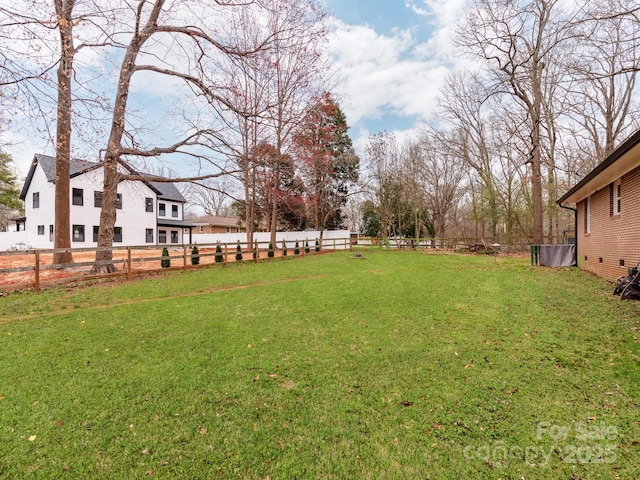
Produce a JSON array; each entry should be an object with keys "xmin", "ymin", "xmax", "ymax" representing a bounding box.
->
[
  {"xmin": 437, "ymin": 72, "xmax": 502, "ymax": 241},
  {"xmin": 419, "ymin": 131, "xmax": 466, "ymax": 240},
  {"xmin": 92, "ymin": 0, "xmax": 274, "ymax": 273},
  {"xmin": 1, "ymin": 1, "xmax": 115, "ymax": 263},
  {"xmin": 565, "ymin": 0, "xmax": 640, "ymax": 164},
  {"xmin": 457, "ymin": 0, "xmax": 574, "ymax": 244},
  {"xmin": 260, "ymin": 0, "xmax": 329, "ymax": 247},
  {"xmin": 364, "ymin": 131, "xmax": 399, "ymax": 241},
  {"xmin": 188, "ymin": 177, "xmax": 238, "ymax": 217}
]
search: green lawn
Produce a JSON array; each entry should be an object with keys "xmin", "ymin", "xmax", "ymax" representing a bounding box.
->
[{"xmin": 0, "ymin": 251, "xmax": 639, "ymax": 479}]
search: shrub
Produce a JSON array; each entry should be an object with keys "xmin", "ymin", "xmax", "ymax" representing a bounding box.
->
[
  {"xmin": 315, "ymin": 238, "xmax": 320, "ymax": 252},
  {"xmin": 161, "ymin": 247, "xmax": 170, "ymax": 268},
  {"xmin": 235, "ymin": 241, "xmax": 243, "ymax": 261},
  {"xmin": 191, "ymin": 245, "xmax": 200, "ymax": 265},
  {"xmin": 282, "ymin": 240, "xmax": 287, "ymax": 257},
  {"xmin": 215, "ymin": 243, "xmax": 224, "ymax": 263},
  {"xmin": 294, "ymin": 241, "xmax": 299, "ymax": 255},
  {"xmin": 268, "ymin": 242, "xmax": 274, "ymax": 258},
  {"xmin": 304, "ymin": 239, "xmax": 310, "ymax": 254}
]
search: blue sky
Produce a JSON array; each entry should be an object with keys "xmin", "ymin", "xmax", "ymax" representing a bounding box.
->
[
  {"xmin": 3, "ymin": 0, "xmax": 469, "ymax": 176},
  {"xmin": 323, "ymin": 0, "xmax": 469, "ymax": 151}
]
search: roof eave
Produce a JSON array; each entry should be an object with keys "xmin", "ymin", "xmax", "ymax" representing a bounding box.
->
[{"xmin": 558, "ymin": 129, "xmax": 640, "ymax": 205}]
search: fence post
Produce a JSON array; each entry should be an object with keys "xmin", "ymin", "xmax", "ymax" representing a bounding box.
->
[
  {"xmin": 34, "ymin": 250, "xmax": 40, "ymax": 292},
  {"xmin": 224, "ymin": 243, "xmax": 228, "ymax": 266},
  {"xmin": 127, "ymin": 247, "xmax": 132, "ymax": 279},
  {"xmin": 183, "ymin": 245, "xmax": 187, "ymax": 269},
  {"xmin": 530, "ymin": 245, "xmax": 540, "ymax": 265}
]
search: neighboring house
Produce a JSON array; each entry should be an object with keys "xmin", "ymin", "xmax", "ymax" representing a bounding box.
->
[
  {"xmin": 17, "ymin": 153, "xmax": 194, "ymax": 249},
  {"xmin": 191, "ymin": 215, "xmax": 246, "ymax": 235},
  {"xmin": 558, "ymin": 129, "xmax": 640, "ymax": 280}
]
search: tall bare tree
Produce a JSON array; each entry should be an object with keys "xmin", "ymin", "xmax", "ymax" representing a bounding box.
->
[
  {"xmin": 261, "ymin": 0, "xmax": 329, "ymax": 247},
  {"xmin": 92, "ymin": 0, "xmax": 272, "ymax": 273},
  {"xmin": 419, "ymin": 131, "xmax": 466, "ymax": 240},
  {"xmin": 458, "ymin": 0, "xmax": 572, "ymax": 244},
  {"xmin": 1, "ymin": 1, "xmax": 115, "ymax": 263}
]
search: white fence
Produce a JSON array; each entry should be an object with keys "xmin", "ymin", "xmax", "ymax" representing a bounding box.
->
[
  {"xmin": 0, "ymin": 231, "xmax": 30, "ymax": 250},
  {"xmin": 0, "ymin": 229, "xmax": 353, "ymax": 252},
  {"xmin": 191, "ymin": 230, "xmax": 352, "ymax": 250}
]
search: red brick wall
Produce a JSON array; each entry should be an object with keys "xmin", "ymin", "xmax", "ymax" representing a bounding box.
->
[{"xmin": 577, "ymin": 165, "xmax": 640, "ymax": 280}]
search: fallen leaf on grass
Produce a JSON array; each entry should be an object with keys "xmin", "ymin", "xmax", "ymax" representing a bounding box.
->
[
  {"xmin": 28, "ymin": 435, "xmax": 36, "ymax": 442},
  {"xmin": 400, "ymin": 400, "xmax": 413, "ymax": 407}
]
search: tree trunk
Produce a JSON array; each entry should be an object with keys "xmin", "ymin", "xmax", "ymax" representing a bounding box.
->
[
  {"xmin": 52, "ymin": 0, "xmax": 75, "ymax": 266},
  {"xmin": 92, "ymin": 0, "xmax": 164, "ymax": 274}
]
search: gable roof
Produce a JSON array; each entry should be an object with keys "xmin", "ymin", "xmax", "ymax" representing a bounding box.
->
[
  {"xmin": 19, "ymin": 153, "xmax": 100, "ymax": 200},
  {"xmin": 558, "ymin": 129, "xmax": 640, "ymax": 205},
  {"xmin": 19, "ymin": 153, "xmax": 186, "ymax": 203}
]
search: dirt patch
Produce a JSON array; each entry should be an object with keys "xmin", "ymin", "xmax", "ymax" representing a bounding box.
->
[{"xmin": 0, "ymin": 247, "xmax": 322, "ymax": 292}]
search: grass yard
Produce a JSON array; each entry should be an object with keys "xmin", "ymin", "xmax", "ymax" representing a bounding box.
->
[{"xmin": 0, "ymin": 250, "xmax": 639, "ymax": 479}]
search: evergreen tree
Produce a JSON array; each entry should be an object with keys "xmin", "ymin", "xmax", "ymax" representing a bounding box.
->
[
  {"xmin": 215, "ymin": 243, "xmax": 224, "ymax": 263},
  {"xmin": 161, "ymin": 247, "xmax": 170, "ymax": 268},
  {"xmin": 0, "ymin": 151, "xmax": 23, "ymax": 230}
]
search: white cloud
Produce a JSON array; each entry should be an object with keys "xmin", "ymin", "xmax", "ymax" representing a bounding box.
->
[{"xmin": 328, "ymin": 16, "xmax": 462, "ymax": 134}]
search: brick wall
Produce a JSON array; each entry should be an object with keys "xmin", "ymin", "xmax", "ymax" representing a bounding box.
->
[{"xmin": 577, "ymin": 164, "xmax": 640, "ymax": 280}]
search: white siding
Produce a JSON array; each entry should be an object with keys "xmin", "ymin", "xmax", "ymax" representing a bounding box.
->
[
  {"xmin": 24, "ymin": 165, "xmax": 55, "ymax": 248},
  {"xmin": 17, "ymin": 163, "xmax": 172, "ymax": 248}
]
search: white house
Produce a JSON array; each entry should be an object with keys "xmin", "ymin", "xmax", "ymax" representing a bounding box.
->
[{"xmin": 17, "ymin": 154, "xmax": 194, "ymax": 248}]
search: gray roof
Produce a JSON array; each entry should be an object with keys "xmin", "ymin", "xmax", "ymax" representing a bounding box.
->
[
  {"xmin": 20, "ymin": 153, "xmax": 186, "ymax": 203},
  {"xmin": 148, "ymin": 180, "xmax": 185, "ymax": 203},
  {"xmin": 20, "ymin": 154, "xmax": 100, "ymax": 199},
  {"xmin": 157, "ymin": 219, "xmax": 196, "ymax": 228}
]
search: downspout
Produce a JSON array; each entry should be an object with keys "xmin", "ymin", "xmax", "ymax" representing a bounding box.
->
[{"xmin": 558, "ymin": 202, "xmax": 577, "ymax": 267}]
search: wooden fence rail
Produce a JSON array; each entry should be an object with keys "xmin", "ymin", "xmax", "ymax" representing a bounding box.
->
[{"xmin": 0, "ymin": 238, "xmax": 352, "ymax": 293}]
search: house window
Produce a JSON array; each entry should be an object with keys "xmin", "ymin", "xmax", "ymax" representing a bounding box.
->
[
  {"xmin": 114, "ymin": 227, "xmax": 122, "ymax": 243},
  {"xmin": 172, "ymin": 205, "xmax": 178, "ymax": 218},
  {"xmin": 585, "ymin": 196, "xmax": 591, "ymax": 234},
  {"xmin": 612, "ymin": 179, "xmax": 621, "ymax": 215},
  {"xmin": 116, "ymin": 193, "xmax": 122, "ymax": 210},
  {"xmin": 146, "ymin": 228, "xmax": 154, "ymax": 243},
  {"xmin": 159, "ymin": 203, "xmax": 166, "ymax": 216},
  {"xmin": 225, "ymin": 226, "xmax": 230, "ymax": 233},
  {"xmin": 94, "ymin": 191, "xmax": 103, "ymax": 207},
  {"xmin": 72, "ymin": 225, "xmax": 85, "ymax": 242},
  {"xmin": 37, "ymin": 225, "xmax": 44, "ymax": 235},
  {"xmin": 72, "ymin": 188, "xmax": 84, "ymax": 206},
  {"xmin": 93, "ymin": 226, "xmax": 99, "ymax": 242},
  {"xmin": 171, "ymin": 231, "xmax": 179, "ymax": 243},
  {"xmin": 145, "ymin": 198, "xmax": 153, "ymax": 212},
  {"xmin": 199, "ymin": 226, "xmax": 204, "ymax": 233},
  {"xmin": 33, "ymin": 192, "xmax": 40, "ymax": 208},
  {"xmin": 236, "ymin": 227, "xmax": 240, "ymax": 233},
  {"xmin": 49, "ymin": 225, "xmax": 54, "ymax": 242},
  {"xmin": 158, "ymin": 230, "xmax": 167, "ymax": 243}
]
